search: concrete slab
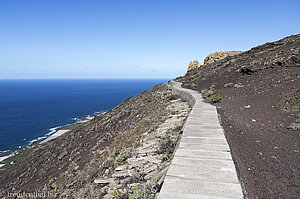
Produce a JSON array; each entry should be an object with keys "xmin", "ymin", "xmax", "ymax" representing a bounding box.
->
[
  {"xmin": 180, "ymin": 137, "xmax": 228, "ymax": 145},
  {"xmin": 183, "ymin": 126, "xmax": 225, "ymax": 133},
  {"xmin": 174, "ymin": 149, "xmax": 233, "ymax": 160},
  {"xmin": 158, "ymin": 192, "xmax": 239, "ymax": 199},
  {"xmin": 167, "ymin": 164, "xmax": 239, "ymax": 183},
  {"xmin": 158, "ymin": 81, "xmax": 243, "ymax": 199},
  {"xmin": 183, "ymin": 131, "xmax": 226, "ymax": 138},
  {"xmin": 178, "ymin": 143, "xmax": 230, "ymax": 151},
  {"xmin": 171, "ymin": 156, "xmax": 236, "ymax": 169},
  {"xmin": 160, "ymin": 176, "xmax": 243, "ymax": 198}
]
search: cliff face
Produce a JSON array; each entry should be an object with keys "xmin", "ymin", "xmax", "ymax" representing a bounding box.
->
[
  {"xmin": 203, "ymin": 51, "xmax": 244, "ymax": 65},
  {"xmin": 177, "ymin": 34, "xmax": 300, "ymax": 199}
]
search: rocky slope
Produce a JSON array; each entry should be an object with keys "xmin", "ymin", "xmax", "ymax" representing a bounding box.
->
[
  {"xmin": 177, "ymin": 34, "xmax": 300, "ymax": 199},
  {"xmin": 0, "ymin": 83, "xmax": 191, "ymax": 198}
]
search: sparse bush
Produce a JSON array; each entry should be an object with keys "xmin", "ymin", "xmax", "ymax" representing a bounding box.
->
[
  {"xmin": 156, "ymin": 129, "xmax": 178, "ymax": 161},
  {"xmin": 204, "ymin": 89, "xmax": 215, "ymax": 98},
  {"xmin": 115, "ymin": 148, "xmax": 133, "ymax": 163},
  {"xmin": 167, "ymin": 94, "xmax": 178, "ymax": 100},
  {"xmin": 284, "ymin": 76, "xmax": 292, "ymax": 81},
  {"xmin": 224, "ymin": 82, "xmax": 234, "ymax": 88},
  {"xmin": 128, "ymin": 181, "xmax": 156, "ymax": 199},
  {"xmin": 112, "ymin": 188, "xmax": 127, "ymax": 199},
  {"xmin": 288, "ymin": 123, "xmax": 300, "ymax": 131},
  {"xmin": 209, "ymin": 94, "xmax": 222, "ymax": 103},
  {"xmin": 161, "ymin": 153, "xmax": 168, "ymax": 161},
  {"xmin": 201, "ymin": 86, "xmax": 215, "ymax": 98},
  {"xmin": 182, "ymin": 82, "xmax": 191, "ymax": 88},
  {"xmin": 201, "ymin": 89, "xmax": 208, "ymax": 95},
  {"xmin": 202, "ymin": 84, "xmax": 222, "ymax": 103},
  {"xmin": 210, "ymin": 83, "xmax": 216, "ymax": 89}
]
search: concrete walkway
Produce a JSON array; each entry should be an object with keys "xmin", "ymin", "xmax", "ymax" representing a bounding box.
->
[{"xmin": 158, "ymin": 81, "xmax": 243, "ymax": 199}]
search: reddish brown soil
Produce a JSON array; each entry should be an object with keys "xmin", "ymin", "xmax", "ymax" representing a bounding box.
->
[
  {"xmin": 178, "ymin": 34, "xmax": 300, "ymax": 199},
  {"xmin": 214, "ymin": 68, "xmax": 299, "ymax": 199}
]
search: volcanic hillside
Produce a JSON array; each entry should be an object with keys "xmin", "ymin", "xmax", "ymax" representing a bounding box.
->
[{"xmin": 176, "ymin": 34, "xmax": 300, "ymax": 199}]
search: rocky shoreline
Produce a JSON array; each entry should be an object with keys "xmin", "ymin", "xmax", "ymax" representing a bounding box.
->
[{"xmin": 0, "ymin": 113, "xmax": 103, "ymax": 169}]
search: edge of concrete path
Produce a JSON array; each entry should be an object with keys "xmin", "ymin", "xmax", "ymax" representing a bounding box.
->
[{"xmin": 157, "ymin": 81, "xmax": 246, "ymax": 199}]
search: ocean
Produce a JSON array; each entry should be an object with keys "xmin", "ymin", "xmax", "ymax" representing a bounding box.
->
[{"xmin": 0, "ymin": 79, "xmax": 168, "ymax": 152}]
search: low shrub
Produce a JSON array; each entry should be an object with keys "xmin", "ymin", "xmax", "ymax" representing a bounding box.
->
[
  {"xmin": 288, "ymin": 123, "xmax": 300, "ymax": 131},
  {"xmin": 167, "ymin": 94, "xmax": 178, "ymax": 100},
  {"xmin": 201, "ymin": 89, "xmax": 208, "ymax": 95},
  {"xmin": 209, "ymin": 94, "xmax": 222, "ymax": 103},
  {"xmin": 156, "ymin": 129, "xmax": 179, "ymax": 161},
  {"xmin": 224, "ymin": 82, "xmax": 234, "ymax": 88},
  {"xmin": 284, "ymin": 76, "xmax": 292, "ymax": 81},
  {"xmin": 201, "ymin": 83, "xmax": 217, "ymax": 98},
  {"xmin": 128, "ymin": 181, "xmax": 156, "ymax": 199},
  {"xmin": 115, "ymin": 148, "xmax": 133, "ymax": 163}
]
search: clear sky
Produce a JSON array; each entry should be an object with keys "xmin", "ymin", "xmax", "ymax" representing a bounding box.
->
[{"xmin": 0, "ymin": 0, "xmax": 299, "ymax": 79}]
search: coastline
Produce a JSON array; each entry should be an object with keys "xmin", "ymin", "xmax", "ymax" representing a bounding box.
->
[{"xmin": 0, "ymin": 111, "xmax": 105, "ymax": 169}]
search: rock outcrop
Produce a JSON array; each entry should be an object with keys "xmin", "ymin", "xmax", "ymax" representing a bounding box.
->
[
  {"xmin": 187, "ymin": 51, "xmax": 243, "ymax": 72},
  {"xmin": 203, "ymin": 51, "xmax": 243, "ymax": 65},
  {"xmin": 187, "ymin": 60, "xmax": 201, "ymax": 71}
]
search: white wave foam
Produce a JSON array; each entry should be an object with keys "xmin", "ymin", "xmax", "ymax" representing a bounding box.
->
[{"xmin": 28, "ymin": 139, "xmax": 38, "ymax": 145}]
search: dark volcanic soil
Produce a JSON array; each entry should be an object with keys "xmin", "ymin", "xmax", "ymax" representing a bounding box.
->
[{"xmin": 177, "ymin": 34, "xmax": 300, "ymax": 199}]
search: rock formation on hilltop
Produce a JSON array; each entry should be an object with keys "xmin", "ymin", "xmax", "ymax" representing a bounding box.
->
[
  {"xmin": 203, "ymin": 51, "xmax": 244, "ymax": 65},
  {"xmin": 187, "ymin": 51, "xmax": 243, "ymax": 72},
  {"xmin": 187, "ymin": 60, "xmax": 201, "ymax": 71}
]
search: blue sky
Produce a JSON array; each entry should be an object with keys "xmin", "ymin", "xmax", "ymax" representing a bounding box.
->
[{"xmin": 0, "ymin": 0, "xmax": 299, "ymax": 79}]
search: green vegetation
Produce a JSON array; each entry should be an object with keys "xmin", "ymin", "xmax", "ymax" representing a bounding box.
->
[
  {"xmin": 128, "ymin": 181, "xmax": 156, "ymax": 199},
  {"xmin": 0, "ymin": 147, "xmax": 36, "ymax": 169},
  {"xmin": 112, "ymin": 189, "xmax": 124, "ymax": 198},
  {"xmin": 167, "ymin": 94, "xmax": 178, "ymax": 101},
  {"xmin": 201, "ymin": 83, "xmax": 222, "ymax": 103},
  {"xmin": 161, "ymin": 153, "xmax": 168, "ymax": 161},
  {"xmin": 284, "ymin": 76, "xmax": 292, "ymax": 81},
  {"xmin": 61, "ymin": 122, "xmax": 82, "ymax": 130},
  {"xmin": 115, "ymin": 148, "xmax": 133, "ymax": 163},
  {"xmin": 182, "ymin": 82, "xmax": 191, "ymax": 88},
  {"xmin": 288, "ymin": 123, "xmax": 300, "ymax": 131},
  {"xmin": 224, "ymin": 82, "xmax": 234, "ymax": 88},
  {"xmin": 156, "ymin": 128, "xmax": 179, "ymax": 161},
  {"xmin": 209, "ymin": 94, "xmax": 222, "ymax": 103},
  {"xmin": 182, "ymin": 82, "xmax": 197, "ymax": 89},
  {"xmin": 201, "ymin": 88, "xmax": 208, "ymax": 95}
]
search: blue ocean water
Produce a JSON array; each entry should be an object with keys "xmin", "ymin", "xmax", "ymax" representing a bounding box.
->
[{"xmin": 0, "ymin": 79, "xmax": 168, "ymax": 151}]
